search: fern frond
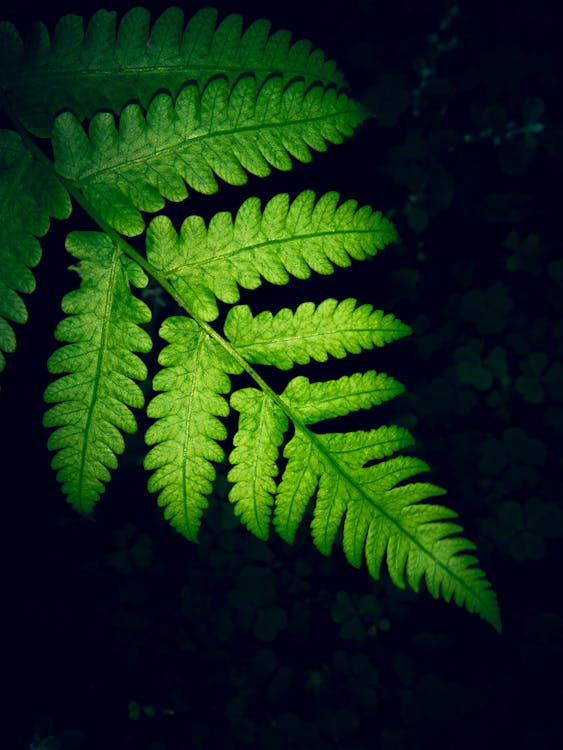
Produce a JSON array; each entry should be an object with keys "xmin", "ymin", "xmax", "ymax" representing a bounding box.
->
[
  {"xmin": 147, "ymin": 191, "xmax": 396, "ymax": 321},
  {"xmin": 43, "ymin": 233, "xmax": 152, "ymax": 515},
  {"xmin": 0, "ymin": 7, "xmax": 344, "ymax": 137},
  {"xmin": 0, "ymin": 129, "xmax": 70, "ymax": 373},
  {"xmin": 229, "ymin": 380, "xmax": 501, "ymax": 631},
  {"xmin": 224, "ymin": 298, "xmax": 411, "ymax": 369},
  {"xmin": 219, "ymin": 289, "xmax": 500, "ymax": 630},
  {"xmin": 144, "ymin": 316, "xmax": 242, "ymax": 541},
  {"xmin": 54, "ymin": 80, "xmax": 364, "ymax": 237},
  {"xmin": 312, "ymin": 429, "xmax": 501, "ymax": 631},
  {"xmin": 2, "ymin": 3, "xmax": 501, "ymax": 635}
]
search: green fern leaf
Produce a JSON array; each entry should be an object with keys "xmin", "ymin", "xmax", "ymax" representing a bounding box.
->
[
  {"xmin": 147, "ymin": 191, "xmax": 395, "ymax": 321},
  {"xmin": 0, "ymin": 7, "xmax": 344, "ymax": 137},
  {"xmin": 271, "ymin": 426, "xmax": 322, "ymax": 544},
  {"xmin": 228, "ymin": 388, "xmax": 288, "ymax": 540},
  {"xmin": 53, "ymin": 80, "xmax": 364, "ymax": 236},
  {"xmin": 144, "ymin": 316, "xmax": 242, "ymax": 541},
  {"xmin": 0, "ymin": 129, "xmax": 70, "ymax": 373},
  {"xmin": 282, "ymin": 372, "xmax": 406, "ymax": 423},
  {"xmin": 43, "ymin": 232, "xmax": 152, "ymax": 515},
  {"xmin": 225, "ymin": 298, "xmax": 411, "ymax": 369}
]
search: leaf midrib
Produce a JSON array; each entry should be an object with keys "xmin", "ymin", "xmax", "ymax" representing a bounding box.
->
[
  {"xmin": 12, "ymin": 62, "xmax": 334, "ymax": 85},
  {"xmin": 63, "ymin": 106, "xmax": 356, "ymax": 183},
  {"xmin": 165, "ymin": 228, "xmax": 377, "ymax": 276},
  {"xmin": 77, "ymin": 245, "xmax": 119, "ymax": 512}
]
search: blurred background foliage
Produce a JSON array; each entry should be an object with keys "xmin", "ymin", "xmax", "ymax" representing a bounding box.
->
[{"xmin": 2, "ymin": 0, "xmax": 561, "ymax": 748}]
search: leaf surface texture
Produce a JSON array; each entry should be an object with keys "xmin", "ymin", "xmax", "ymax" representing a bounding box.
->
[{"xmin": 43, "ymin": 233, "xmax": 152, "ymax": 514}]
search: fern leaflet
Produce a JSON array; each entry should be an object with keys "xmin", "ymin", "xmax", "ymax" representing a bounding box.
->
[
  {"xmin": 0, "ymin": 7, "xmax": 344, "ymax": 137},
  {"xmin": 225, "ymin": 297, "xmax": 411, "ymax": 368},
  {"xmin": 145, "ymin": 316, "xmax": 242, "ymax": 541},
  {"xmin": 147, "ymin": 191, "xmax": 393, "ymax": 321},
  {"xmin": 43, "ymin": 232, "xmax": 152, "ymax": 514}
]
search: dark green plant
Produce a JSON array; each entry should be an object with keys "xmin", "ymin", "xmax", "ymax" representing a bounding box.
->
[{"xmin": 0, "ymin": 7, "xmax": 500, "ymax": 632}]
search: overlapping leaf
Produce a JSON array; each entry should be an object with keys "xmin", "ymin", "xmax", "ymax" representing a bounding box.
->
[
  {"xmin": 0, "ymin": 129, "xmax": 70, "ymax": 373},
  {"xmin": 0, "ymin": 7, "xmax": 344, "ymax": 136},
  {"xmin": 53, "ymin": 78, "xmax": 364, "ymax": 236},
  {"xmin": 147, "ymin": 191, "xmax": 396, "ymax": 321},
  {"xmin": 43, "ymin": 232, "xmax": 152, "ymax": 515}
]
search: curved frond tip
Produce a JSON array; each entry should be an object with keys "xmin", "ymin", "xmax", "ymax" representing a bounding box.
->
[{"xmin": 225, "ymin": 343, "xmax": 500, "ymax": 632}]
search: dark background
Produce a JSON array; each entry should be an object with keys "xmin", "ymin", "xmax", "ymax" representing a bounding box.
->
[{"xmin": 1, "ymin": 0, "xmax": 562, "ymax": 748}]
